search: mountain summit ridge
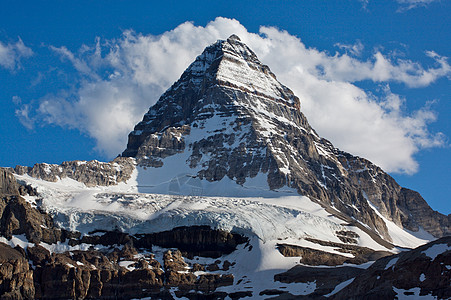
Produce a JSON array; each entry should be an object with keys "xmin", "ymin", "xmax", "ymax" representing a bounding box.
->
[{"xmin": 122, "ymin": 35, "xmax": 449, "ymax": 241}]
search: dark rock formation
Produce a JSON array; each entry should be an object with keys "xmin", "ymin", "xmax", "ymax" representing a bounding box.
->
[
  {"xmin": 332, "ymin": 236, "xmax": 451, "ymax": 300},
  {"xmin": 75, "ymin": 226, "xmax": 248, "ymax": 259},
  {"xmin": 0, "ymin": 243, "xmax": 34, "ymax": 299},
  {"xmin": 273, "ymin": 236, "xmax": 451, "ymax": 299},
  {"xmin": 397, "ymin": 187, "xmax": 450, "ymax": 239},
  {"xmin": 135, "ymin": 226, "xmax": 249, "ymax": 258},
  {"xmin": 0, "ymin": 195, "xmax": 77, "ymax": 244},
  {"xmin": 28, "ymin": 245, "xmax": 166, "ymax": 299},
  {"xmin": 277, "ymin": 241, "xmax": 391, "ymax": 266},
  {"xmin": 0, "ymin": 168, "xmax": 78, "ymax": 245},
  {"xmin": 274, "ymin": 265, "xmax": 363, "ymax": 297},
  {"xmin": 0, "ymin": 168, "xmax": 19, "ymax": 196},
  {"xmin": 21, "ymin": 242, "xmax": 234, "ymax": 299}
]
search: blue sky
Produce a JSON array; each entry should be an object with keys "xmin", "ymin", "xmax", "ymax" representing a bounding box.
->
[{"xmin": 0, "ymin": 0, "xmax": 450, "ymax": 214}]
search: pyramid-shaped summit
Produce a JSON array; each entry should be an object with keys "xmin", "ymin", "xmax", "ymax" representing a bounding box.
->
[
  {"xmin": 122, "ymin": 35, "xmax": 449, "ymax": 241},
  {"xmin": 122, "ymin": 34, "xmax": 316, "ymax": 191},
  {"xmin": 122, "ymin": 34, "xmax": 301, "ymax": 157}
]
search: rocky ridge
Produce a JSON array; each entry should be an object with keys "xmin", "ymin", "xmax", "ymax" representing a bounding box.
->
[{"xmin": 12, "ymin": 157, "xmax": 135, "ymax": 187}]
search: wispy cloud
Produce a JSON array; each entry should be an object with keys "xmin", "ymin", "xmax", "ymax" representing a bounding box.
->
[
  {"xmin": 12, "ymin": 96, "xmax": 34, "ymax": 130},
  {"xmin": 19, "ymin": 17, "xmax": 449, "ymax": 174},
  {"xmin": 359, "ymin": 0, "xmax": 370, "ymax": 10},
  {"xmin": 0, "ymin": 38, "xmax": 33, "ymax": 70},
  {"xmin": 335, "ymin": 41, "xmax": 364, "ymax": 56},
  {"xmin": 396, "ymin": 0, "xmax": 440, "ymax": 11},
  {"xmin": 359, "ymin": 0, "xmax": 440, "ymax": 11}
]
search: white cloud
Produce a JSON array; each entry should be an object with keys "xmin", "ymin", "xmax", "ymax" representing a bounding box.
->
[
  {"xmin": 12, "ymin": 96, "xmax": 34, "ymax": 130},
  {"xmin": 24, "ymin": 17, "xmax": 448, "ymax": 173},
  {"xmin": 360, "ymin": 0, "xmax": 439, "ymax": 11},
  {"xmin": 0, "ymin": 38, "xmax": 33, "ymax": 70},
  {"xmin": 335, "ymin": 41, "xmax": 364, "ymax": 56},
  {"xmin": 359, "ymin": 0, "xmax": 370, "ymax": 10},
  {"xmin": 396, "ymin": 0, "xmax": 439, "ymax": 10}
]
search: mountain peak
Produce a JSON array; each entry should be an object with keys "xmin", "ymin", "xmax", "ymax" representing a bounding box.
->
[
  {"xmin": 227, "ymin": 34, "xmax": 241, "ymax": 42},
  {"xmin": 122, "ymin": 37, "xmax": 302, "ymax": 158},
  {"xmin": 176, "ymin": 36, "xmax": 300, "ymax": 110},
  {"xmin": 121, "ymin": 37, "xmax": 449, "ymax": 241}
]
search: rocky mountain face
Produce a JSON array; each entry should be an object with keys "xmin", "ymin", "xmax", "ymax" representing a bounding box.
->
[
  {"xmin": 122, "ymin": 35, "xmax": 449, "ymax": 240},
  {"xmin": 0, "ymin": 243, "xmax": 34, "ymax": 299}
]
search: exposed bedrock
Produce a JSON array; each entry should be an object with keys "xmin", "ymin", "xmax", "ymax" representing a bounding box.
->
[
  {"xmin": 273, "ymin": 236, "xmax": 451, "ymax": 299},
  {"xmin": 13, "ymin": 157, "xmax": 135, "ymax": 187},
  {"xmin": 0, "ymin": 243, "xmax": 35, "ymax": 300}
]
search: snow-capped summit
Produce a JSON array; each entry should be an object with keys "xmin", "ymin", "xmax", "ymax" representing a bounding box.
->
[
  {"xmin": 122, "ymin": 34, "xmax": 300, "ymax": 157},
  {"xmin": 122, "ymin": 34, "xmax": 311, "ymax": 189},
  {"xmin": 121, "ymin": 35, "xmax": 449, "ymax": 242}
]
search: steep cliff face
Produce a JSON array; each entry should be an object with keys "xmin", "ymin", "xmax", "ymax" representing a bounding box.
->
[
  {"xmin": 24, "ymin": 229, "xmax": 239, "ymax": 299},
  {"xmin": 0, "ymin": 168, "xmax": 19, "ymax": 195},
  {"xmin": 122, "ymin": 35, "xmax": 448, "ymax": 240},
  {"xmin": 0, "ymin": 195, "xmax": 75, "ymax": 244},
  {"xmin": 0, "ymin": 243, "xmax": 34, "ymax": 299}
]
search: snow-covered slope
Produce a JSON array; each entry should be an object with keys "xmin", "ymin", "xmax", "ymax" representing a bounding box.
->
[
  {"xmin": 7, "ymin": 170, "xmax": 436, "ymax": 298},
  {"xmin": 15, "ymin": 172, "xmax": 431, "ymax": 251}
]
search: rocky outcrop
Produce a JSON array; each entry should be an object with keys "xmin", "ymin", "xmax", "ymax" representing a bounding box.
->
[
  {"xmin": 0, "ymin": 243, "xmax": 34, "ymax": 299},
  {"xmin": 0, "ymin": 195, "xmax": 77, "ymax": 244},
  {"xmin": 14, "ymin": 157, "xmax": 135, "ymax": 187},
  {"xmin": 274, "ymin": 265, "xmax": 363, "ymax": 298},
  {"xmin": 163, "ymin": 249, "xmax": 233, "ymax": 293},
  {"xmin": 277, "ymin": 239, "xmax": 391, "ymax": 266},
  {"xmin": 74, "ymin": 226, "xmax": 248, "ymax": 259},
  {"xmin": 0, "ymin": 168, "xmax": 72, "ymax": 245},
  {"xmin": 0, "ymin": 168, "xmax": 19, "ymax": 196},
  {"xmin": 135, "ymin": 226, "xmax": 249, "ymax": 258},
  {"xmin": 272, "ymin": 237, "xmax": 451, "ymax": 299},
  {"xmin": 278, "ymin": 244, "xmax": 354, "ymax": 266},
  {"xmin": 24, "ymin": 242, "xmax": 234, "ymax": 299},
  {"xmin": 396, "ymin": 187, "xmax": 450, "ymax": 238},
  {"xmin": 1, "ymin": 226, "xmax": 239, "ymax": 299},
  {"xmin": 332, "ymin": 236, "xmax": 451, "ymax": 300},
  {"xmin": 29, "ymin": 246, "xmax": 166, "ymax": 299},
  {"xmin": 136, "ymin": 125, "xmax": 190, "ymax": 167}
]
